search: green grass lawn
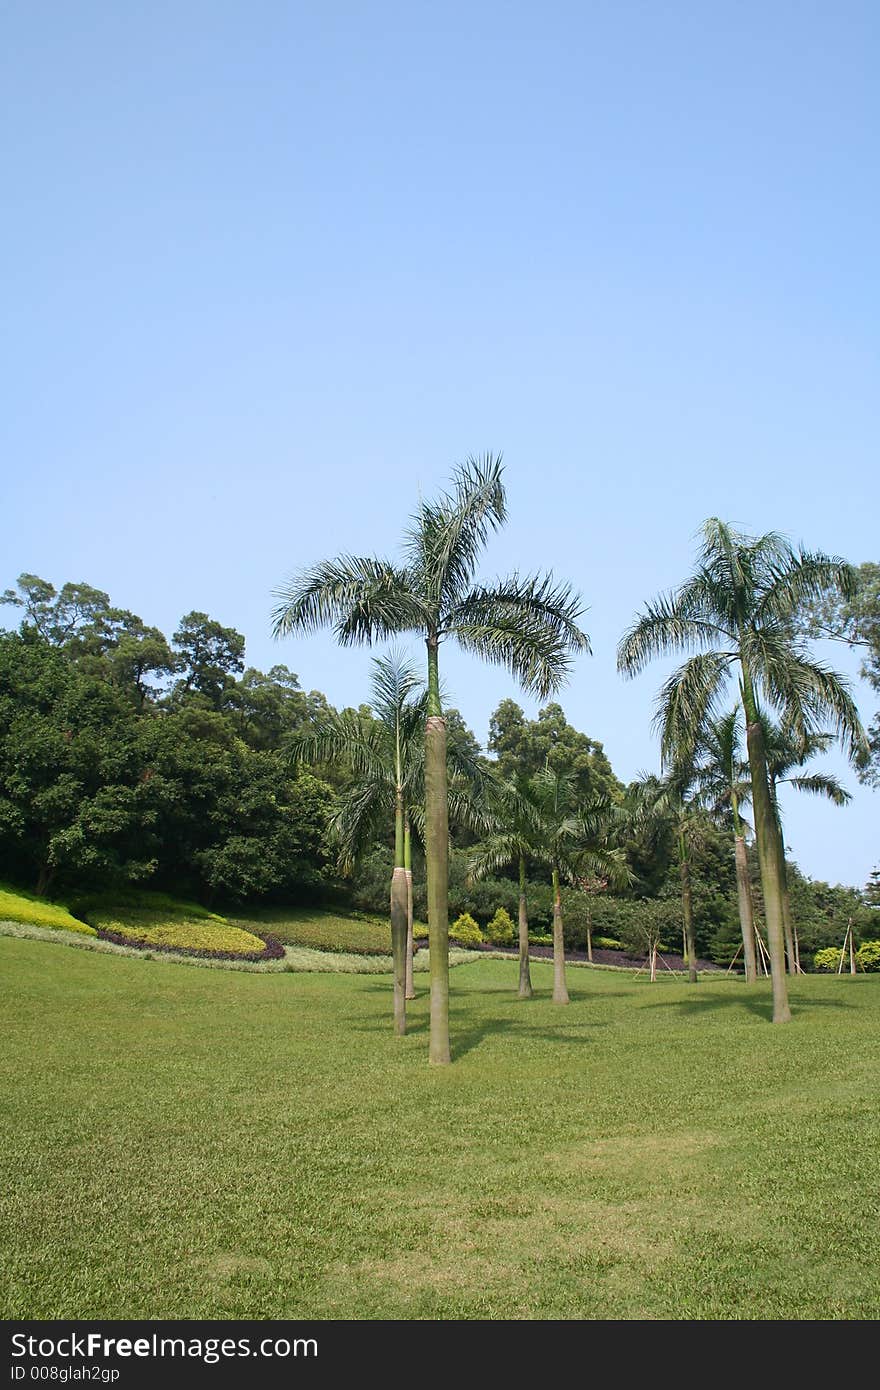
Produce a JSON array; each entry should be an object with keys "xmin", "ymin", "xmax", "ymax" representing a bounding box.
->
[{"xmin": 1, "ymin": 935, "xmax": 878, "ymax": 1320}]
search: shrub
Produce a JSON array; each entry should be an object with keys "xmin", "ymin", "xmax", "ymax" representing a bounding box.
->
[
  {"xmin": 813, "ymin": 946, "xmax": 843, "ymax": 972},
  {"xmin": 0, "ymin": 884, "xmax": 96, "ymax": 935},
  {"xmin": 856, "ymin": 940, "xmax": 880, "ymax": 972},
  {"xmin": 486, "ymin": 907, "xmax": 514, "ymax": 945},
  {"xmin": 450, "ymin": 912, "xmax": 483, "ymax": 946},
  {"xmin": 594, "ymin": 936, "xmax": 624, "ymax": 950},
  {"xmin": 413, "ymin": 921, "xmax": 429, "ymax": 940}
]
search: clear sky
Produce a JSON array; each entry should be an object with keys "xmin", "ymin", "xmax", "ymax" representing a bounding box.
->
[{"xmin": 2, "ymin": 2, "xmax": 877, "ymax": 889}]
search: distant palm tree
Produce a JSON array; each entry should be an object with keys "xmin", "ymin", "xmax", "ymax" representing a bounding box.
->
[
  {"xmin": 626, "ymin": 770, "xmax": 703, "ymax": 983},
  {"xmin": 467, "ymin": 772, "xmax": 544, "ymax": 999},
  {"xmin": 472, "ymin": 766, "xmax": 629, "ymax": 1003},
  {"xmin": 618, "ymin": 519, "xmax": 865, "ymax": 1023},
  {"xmin": 273, "ymin": 455, "xmax": 589, "ymax": 1063}
]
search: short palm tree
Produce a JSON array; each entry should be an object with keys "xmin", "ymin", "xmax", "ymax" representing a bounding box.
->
[
  {"xmin": 618, "ymin": 519, "xmax": 865, "ymax": 1023},
  {"xmin": 273, "ymin": 455, "xmax": 589, "ymax": 1063},
  {"xmin": 467, "ymin": 771, "xmax": 545, "ymax": 999},
  {"xmin": 287, "ymin": 650, "xmax": 425, "ymax": 1034},
  {"xmin": 689, "ymin": 709, "xmax": 759, "ymax": 982}
]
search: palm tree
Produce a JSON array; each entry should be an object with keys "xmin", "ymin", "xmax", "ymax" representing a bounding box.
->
[
  {"xmin": 273, "ymin": 455, "xmax": 589, "ymax": 1063},
  {"xmin": 472, "ymin": 766, "xmax": 629, "ymax": 1003},
  {"xmin": 762, "ymin": 721, "xmax": 850, "ymax": 974},
  {"xmin": 626, "ymin": 771, "xmax": 703, "ymax": 983},
  {"xmin": 618, "ymin": 519, "xmax": 865, "ymax": 1023},
  {"xmin": 689, "ymin": 709, "xmax": 759, "ymax": 982},
  {"xmin": 287, "ymin": 650, "xmax": 425, "ymax": 1035},
  {"xmin": 467, "ymin": 772, "xmax": 544, "ymax": 999}
]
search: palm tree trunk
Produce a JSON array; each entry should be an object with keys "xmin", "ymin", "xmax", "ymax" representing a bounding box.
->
[
  {"xmin": 518, "ymin": 855, "xmax": 532, "ymax": 999},
  {"xmin": 774, "ymin": 817, "xmax": 796, "ymax": 975},
  {"xmin": 741, "ymin": 668, "xmax": 791, "ymax": 1023},
  {"xmin": 730, "ymin": 784, "xmax": 758, "ymax": 982},
  {"xmin": 390, "ymin": 792, "xmax": 407, "ymax": 1037},
  {"xmin": 551, "ymin": 866, "xmax": 569, "ymax": 1004},
  {"xmin": 679, "ymin": 832, "xmax": 698, "ymax": 983},
  {"xmin": 425, "ymin": 637, "xmax": 451, "ymax": 1064},
  {"xmin": 734, "ymin": 835, "xmax": 758, "ymax": 982},
  {"xmin": 404, "ymin": 815, "xmax": 415, "ymax": 1000}
]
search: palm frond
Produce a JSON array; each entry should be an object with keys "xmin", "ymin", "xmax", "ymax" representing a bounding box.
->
[
  {"xmin": 328, "ymin": 778, "xmax": 392, "ymax": 873},
  {"xmin": 745, "ymin": 627, "xmax": 867, "ymax": 761},
  {"xmin": 758, "ymin": 549, "xmax": 859, "ymax": 625},
  {"xmin": 450, "ymin": 572, "xmax": 589, "ymax": 699},
  {"xmin": 469, "ymin": 830, "xmax": 538, "ymax": 880},
  {"xmin": 368, "ymin": 648, "xmax": 423, "ymax": 728},
  {"xmin": 272, "ymin": 557, "xmax": 423, "ymax": 646},
  {"xmin": 404, "ymin": 453, "xmax": 507, "ymax": 610},
  {"xmin": 284, "ymin": 710, "xmax": 389, "ymax": 782},
  {"xmin": 654, "ymin": 652, "xmax": 731, "ymax": 769},
  {"xmin": 617, "ymin": 590, "xmax": 726, "ymax": 677},
  {"xmin": 784, "ymin": 773, "xmax": 851, "ymax": 806}
]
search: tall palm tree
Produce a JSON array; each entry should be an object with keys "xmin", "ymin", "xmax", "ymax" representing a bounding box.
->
[
  {"xmin": 689, "ymin": 709, "xmax": 758, "ymax": 982},
  {"xmin": 618, "ymin": 519, "xmax": 865, "ymax": 1023},
  {"xmin": 273, "ymin": 455, "xmax": 589, "ymax": 1063},
  {"xmin": 287, "ymin": 650, "xmax": 425, "ymax": 1035}
]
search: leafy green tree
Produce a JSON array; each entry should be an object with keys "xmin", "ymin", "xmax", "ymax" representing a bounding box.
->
[
  {"xmin": 619, "ymin": 519, "xmax": 866, "ymax": 1023},
  {"xmin": 272, "ymin": 455, "xmax": 589, "ymax": 1063},
  {"xmin": 488, "ymin": 698, "xmax": 622, "ymax": 803},
  {"xmin": 1, "ymin": 572, "xmax": 178, "ymax": 705},
  {"xmin": 0, "ymin": 631, "xmax": 155, "ymax": 894},
  {"xmin": 172, "ymin": 612, "xmax": 246, "ymax": 709}
]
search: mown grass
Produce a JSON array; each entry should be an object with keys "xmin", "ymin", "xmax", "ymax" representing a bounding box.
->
[
  {"xmin": 0, "ymin": 882, "xmax": 95, "ymax": 934},
  {"xmin": 2, "ymin": 937, "xmax": 878, "ymax": 1320}
]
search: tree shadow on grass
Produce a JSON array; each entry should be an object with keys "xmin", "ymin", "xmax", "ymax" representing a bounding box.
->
[{"xmin": 636, "ymin": 990, "xmax": 855, "ymax": 1022}]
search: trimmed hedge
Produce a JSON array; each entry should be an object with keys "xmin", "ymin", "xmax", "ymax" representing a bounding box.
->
[
  {"xmin": 94, "ymin": 920, "xmax": 282, "ymax": 960},
  {"xmin": 83, "ymin": 894, "xmax": 278, "ymax": 960}
]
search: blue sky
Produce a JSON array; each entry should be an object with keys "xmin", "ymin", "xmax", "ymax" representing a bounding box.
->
[{"xmin": 2, "ymin": 1, "xmax": 877, "ymax": 888}]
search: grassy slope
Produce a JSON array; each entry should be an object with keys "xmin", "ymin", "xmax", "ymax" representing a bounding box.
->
[
  {"xmin": 0, "ymin": 883, "xmax": 95, "ymax": 934},
  {"xmin": 231, "ymin": 906, "xmax": 419, "ymax": 954},
  {"xmin": 1, "ymin": 937, "xmax": 878, "ymax": 1320}
]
